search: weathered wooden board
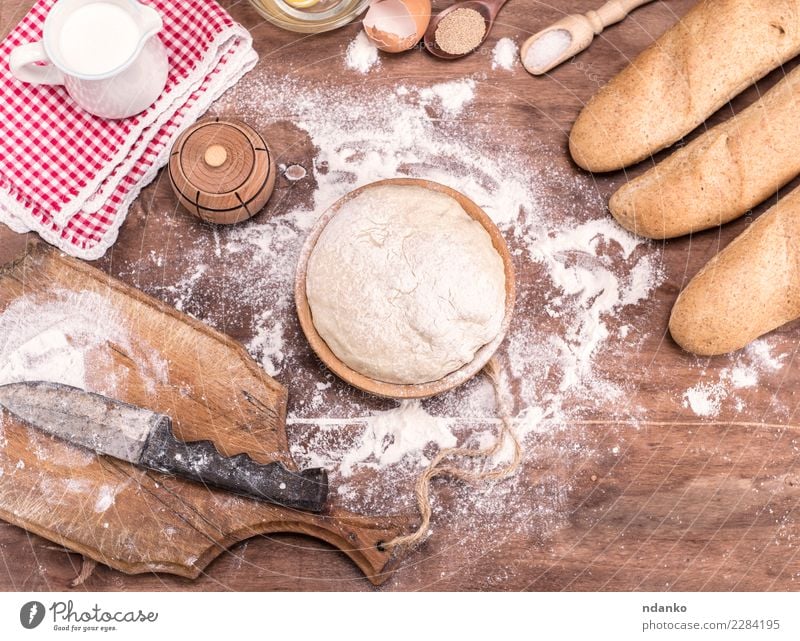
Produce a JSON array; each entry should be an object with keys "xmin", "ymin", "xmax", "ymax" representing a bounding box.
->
[{"xmin": 0, "ymin": 243, "xmax": 406, "ymax": 584}]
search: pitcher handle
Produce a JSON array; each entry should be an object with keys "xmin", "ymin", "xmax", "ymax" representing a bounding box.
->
[{"xmin": 9, "ymin": 41, "xmax": 65, "ymax": 85}]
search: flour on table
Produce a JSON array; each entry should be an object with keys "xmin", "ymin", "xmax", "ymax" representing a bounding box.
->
[
  {"xmin": 165, "ymin": 264, "xmax": 207, "ymax": 313},
  {"xmin": 294, "ymin": 401, "xmax": 458, "ymax": 476},
  {"xmin": 682, "ymin": 338, "xmax": 786, "ymax": 418},
  {"xmin": 526, "ymin": 217, "xmax": 661, "ymax": 398},
  {"xmin": 492, "ymin": 37, "xmax": 518, "ymax": 71},
  {"xmin": 345, "ymin": 31, "xmax": 380, "ymax": 74},
  {"xmin": 0, "ymin": 289, "xmax": 166, "ymax": 394},
  {"xmin": 683, "ymin": 382, "xmax": 727, "ymax": 418},
  {"xmin": 744, "ymin": 338, "xmax": 786, "ymax": 372},
  {"xmin": 417, "ymin": 79, "xmax": 476, "ymax": 115},
  {"xmin": 159, "ymin": 73, "xmax": 671, "ymax": 527},
  {"xmin": 247, "ymin": 318, "xmax": 285, "ymax": 377},
  {"xmin": 117, "ymin": 72, "xmax": 695, "ymax": 553},
  {"xmin": 94, "ymin": 484, "xmax": 122, "ymax": 513},
  {"xmin": 0, "ymin": 289, "xmax": 168, "ymax": 478}
]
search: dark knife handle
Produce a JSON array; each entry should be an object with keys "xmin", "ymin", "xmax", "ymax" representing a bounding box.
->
[{"xmin": 139, "ymin": 416, "xmax": 328, "ymax": 512}]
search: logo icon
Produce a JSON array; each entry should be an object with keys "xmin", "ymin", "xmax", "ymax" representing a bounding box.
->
[{"xmin": 20, "ymin": 601, "xmax": 45, "ymax": 629}]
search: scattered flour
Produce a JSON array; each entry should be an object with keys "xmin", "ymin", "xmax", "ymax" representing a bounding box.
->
[
  {"xmin": 345, "ymin": 31, "xmax": 380, "ymax": 74},
  {"xmin": 63, "ymin": 479, "xmax": 93, "ymax": 493},
  {"xmin": 0, "ymin": 289, "xmax": 168, "ymax": 482},
  {"xmin": 94, "ymin": 484, "xmax": 120, "ymax": 513},
  {"xmin": 745, "ymin": 339, "xmax": 786, "ymax": 372},
  {"xmin": 0, "ymin": 328, "xmax": 85, "ymax": 390},
  {"xmin": 107, "ymin": 68, "xmax": 786, "ymax": 555},
  {"xmin": 167, "ymin": 76, "xmax": 664, "ymax": 544},
  {"xmin": 417, "ymin": 79, "xmax": 476, "ymax": 115},
  {"xmin": 491, "ymin": 37, "xmax": 518, "ymax": 71},
  {"xmin": 728, "ymin": 366, "xmax": 758, "ymax": 389},
  {"xmin": 341, "ymin": 401, "xmax": 457, "ymax": 475},
  {"xmin": 0, "ymin": 289, "xmax": 167, "ymax": 394},
  {"xmin": 526, "ymin": 217, "xmax": 660, "ymax": 397},
  {"xmin": 682, "ymin": 339, "xmax": 787, "ymax": 418},
  {"xmin": 247, "ymin": 318, "xmax": 285, "ymax": 377},
  {"xmin": 166, "ymin": 264, "xmax": 207, "ymax": 313},
  {"xmin": 683, "ymin": 382, "xmax": 727, "ymax": 418},
  {"xmin": 194, "ymin": 73, "xmax": 666, "ymax": 515}
]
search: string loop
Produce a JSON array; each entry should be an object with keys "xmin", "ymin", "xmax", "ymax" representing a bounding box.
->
[{"xmin": 383, "ymin": 356, "xmax": 522, "ymax": 550}]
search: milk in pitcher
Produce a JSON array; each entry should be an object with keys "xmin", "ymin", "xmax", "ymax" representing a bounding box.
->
[{"xmin": 57, "ymin": 2, "xmax": 141, "ymax": 75}]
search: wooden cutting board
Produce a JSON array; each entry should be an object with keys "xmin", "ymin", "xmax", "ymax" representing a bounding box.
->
[{"xmin": 0, "ymin": 242, "xmax": 407, "ymax": 585}]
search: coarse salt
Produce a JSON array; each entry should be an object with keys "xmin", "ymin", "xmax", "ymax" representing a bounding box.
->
[{"xmin": 524, "ymin": 28, "xmax": 571, "ymax": 71}]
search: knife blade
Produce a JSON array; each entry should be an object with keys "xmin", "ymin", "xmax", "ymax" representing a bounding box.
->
[{"xmin": 0, "ymin": 381, "xmax": 328, "ymax": 513}]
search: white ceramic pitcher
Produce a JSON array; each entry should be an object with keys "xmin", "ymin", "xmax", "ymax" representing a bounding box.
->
[{"xmin": 9, "ymin": 0, "xmax": 169, "ymax": 119}]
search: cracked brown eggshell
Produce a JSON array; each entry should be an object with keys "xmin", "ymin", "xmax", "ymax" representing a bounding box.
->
[{"xmin": 363, "ymin": 0, "xmax": 431, "ymax": 53}]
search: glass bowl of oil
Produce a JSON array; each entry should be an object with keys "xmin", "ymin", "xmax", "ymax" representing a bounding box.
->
[{"xmin": 248, "ymin": 0, "xmax": 369, "ymax": 33}]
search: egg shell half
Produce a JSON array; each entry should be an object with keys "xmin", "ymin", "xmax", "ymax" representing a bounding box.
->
[{"xmin": 363, "ymin": 0, "xmax": 432, "ymax": 53}]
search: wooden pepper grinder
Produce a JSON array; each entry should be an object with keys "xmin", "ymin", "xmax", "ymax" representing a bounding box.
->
[{"xmin": 168, "ymin": 117, "xmax": 276, "ymax": 224}]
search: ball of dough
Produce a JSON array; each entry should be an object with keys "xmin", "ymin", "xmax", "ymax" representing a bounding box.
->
[{"xmin": 306, "ymin": 184, "xmax": 506, "ymax": 384}]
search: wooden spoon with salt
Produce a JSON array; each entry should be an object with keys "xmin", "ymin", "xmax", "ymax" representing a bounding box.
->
[
  {"xmin": 423, "ymin": 0, "xmax": 510, "ymax": 60},
  {"xmin": 520, "ymin": 0, "xmax": 655, "ymax": 75}
]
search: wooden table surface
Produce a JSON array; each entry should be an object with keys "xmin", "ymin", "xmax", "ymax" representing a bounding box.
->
[{"xmin": 3, "ymin": 0, "xmax": 800, "ymax": 591}]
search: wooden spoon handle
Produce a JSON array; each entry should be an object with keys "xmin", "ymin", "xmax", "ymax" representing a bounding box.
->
[
  {"xmin": 485, "ymin": 0, "xmax": 511, "ymax": 18},
  {"xmin": 586, "ymin": 0, "xmax": 655, "ymax": 34}
]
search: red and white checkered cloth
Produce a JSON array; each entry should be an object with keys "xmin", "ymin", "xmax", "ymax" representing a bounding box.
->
[{"xmin": 0, "ymin": 0, "xmax": 258, "ymax": 259}]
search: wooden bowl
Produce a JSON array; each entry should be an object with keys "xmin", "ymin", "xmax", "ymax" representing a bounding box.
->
[{"xmin": 295, "ymin": 178, "xmax": 516, "ymax": 399}]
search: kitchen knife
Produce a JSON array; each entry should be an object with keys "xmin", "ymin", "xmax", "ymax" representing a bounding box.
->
[{"xmin": 0, "ymin": 381, "xmax": 328, "ymax": 512}]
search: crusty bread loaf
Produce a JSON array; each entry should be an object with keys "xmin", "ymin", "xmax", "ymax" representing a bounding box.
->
[
  {"xmin": 669, "ymin": 187, "xmax": 800, "ymax": 355},
  {"xmin": 570, "ymin": 0, "xmax": 800, "ymax": 173},
  {"xmin": 609, "ymin": 65, "xmax": 800, "ymax": 238}
]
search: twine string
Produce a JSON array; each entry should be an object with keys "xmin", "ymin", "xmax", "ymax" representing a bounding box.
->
[
  {"xmin": 383, "ymin": 356, "xmax": 522, "ymax": 550},
  {"xmin": 69, "ymin": 556, "xmax": 97, "ymax": 587}
]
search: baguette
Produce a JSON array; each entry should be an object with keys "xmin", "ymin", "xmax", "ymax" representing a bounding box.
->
[
  {"xmin": 669, "ymin": 187, "xmax": 800, "ymax": 355},
  {"xmin": 609, "ymin": 65, "xmax": 800, "ymax": 239},
  {"xmin": 569, "ymin": 0, "xmax": 800, "ymax": 173}
]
